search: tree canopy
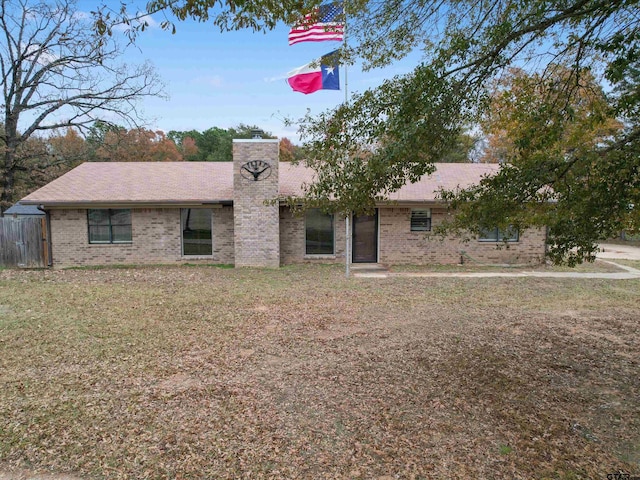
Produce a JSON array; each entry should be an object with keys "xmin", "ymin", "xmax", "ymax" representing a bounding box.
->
[
  {"xmin": 91, "ymin": 0, "xmax": 640, "ymax": 263},
  {"xmin": 294, "ymin": 0, "xmax": 640, "ymax": 264}
]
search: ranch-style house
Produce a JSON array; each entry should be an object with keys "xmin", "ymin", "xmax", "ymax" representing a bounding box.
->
[{"xmin": 21, "ymin": 139, "xmax": 546, "ymax": 268}]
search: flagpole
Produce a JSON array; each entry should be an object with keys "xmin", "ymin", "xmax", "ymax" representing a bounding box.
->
[{"xmin": 343, "ymin": 1, "xmax": 350, "ymax": 278}]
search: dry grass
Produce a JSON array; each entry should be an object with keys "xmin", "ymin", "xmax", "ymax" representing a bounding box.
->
[
  {"xmin": 0, "ymin": 265, "xmax": 639, "ymax": 479},
  {"xmin": 609, "ymin": 259, "xmax": 640, "ymax": 270},
  {"xmin": 389, "ymin": 259, "xmax": 626, "ymax": 273}
]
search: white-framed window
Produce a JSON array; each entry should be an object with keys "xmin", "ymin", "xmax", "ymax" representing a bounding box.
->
[{"xmin": 410, "ymin": 209, "xmax": 432, "ymax": 232}]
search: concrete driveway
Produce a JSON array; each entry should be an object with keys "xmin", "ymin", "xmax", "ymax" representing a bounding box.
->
[{"xmin": 597, "ymin": 243, "xmax": 640, "ymax": 260}]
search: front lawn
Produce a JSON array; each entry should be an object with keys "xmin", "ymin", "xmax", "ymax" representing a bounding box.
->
[{"xmin": 0, "ymin": 265, "xmax": 638, "ymax": 479}]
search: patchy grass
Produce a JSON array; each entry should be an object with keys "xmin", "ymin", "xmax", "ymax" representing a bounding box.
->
[
  {"xmin": 0, "ymin": 265, "xmax": 639, "ymax": 479},
  {"xmin": 607, "ymin": 259, "xmax": 640, "ymax": 270},
  {"xmin": 389, "ymin": 259, "xmax": 625, "ymax": 273}
]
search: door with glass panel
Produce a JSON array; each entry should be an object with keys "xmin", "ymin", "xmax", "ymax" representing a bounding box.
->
[
  {"xmin": 181, "ymin": 209, "xmax": 212, "ymax": 256},
  {"xmin": 352, "ymin": 210, "xmax": 378, "ymax": 263}
]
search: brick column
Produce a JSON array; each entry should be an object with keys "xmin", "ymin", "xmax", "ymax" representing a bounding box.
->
[{"xmin": 232, "ymin": 139, "xmax": 280, "ymax": 267}]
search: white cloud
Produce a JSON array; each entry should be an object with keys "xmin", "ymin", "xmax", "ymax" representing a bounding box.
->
[
  {"xmin": 22, "ymin": 43, "xmax": 58, "ymax": 66},
  {"xmin": 72, "ymin": 11, "xmax": 90, "ymax": 21}
]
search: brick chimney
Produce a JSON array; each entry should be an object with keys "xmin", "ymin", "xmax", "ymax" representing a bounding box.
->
[{"xmin": 232, "ymin": 139, "xmax": 280, "ymax": 267}]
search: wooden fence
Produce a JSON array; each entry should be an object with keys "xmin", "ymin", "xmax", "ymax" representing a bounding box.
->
[{"xmin": 0, "ymin": 216, "xmax": 48, "ymax": 268}]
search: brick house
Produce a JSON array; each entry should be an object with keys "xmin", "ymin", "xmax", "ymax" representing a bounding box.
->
[{"xmin": 21, "ymin": 139, "xmax": 546, "ymax": 268}]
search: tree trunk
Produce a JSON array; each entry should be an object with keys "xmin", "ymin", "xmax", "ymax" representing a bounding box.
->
[
  {"xmin": 1, "ymin": 118, "xmax": 19, "ymax": 213},
  {"xmin": 1, "ymin": 148, "xmax": 16, "ymax": 213}
]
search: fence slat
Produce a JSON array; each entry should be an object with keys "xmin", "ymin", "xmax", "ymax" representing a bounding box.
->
[{"xmin": 0, "ymin": 217, "xmax": 45, "ymax": 268}]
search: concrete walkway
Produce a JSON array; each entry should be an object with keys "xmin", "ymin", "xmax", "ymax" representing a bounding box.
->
[{"xmin": 352, "ymin": 244, "xmax": 640, "ymax": 279}]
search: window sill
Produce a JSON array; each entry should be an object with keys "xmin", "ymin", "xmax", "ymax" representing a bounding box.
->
[
  {"xmin": 304, "ymin": 254, "xmax": 336, "ymax": 260},
  {"xmin": 478, "ymin": 240, "xmax": 519, "ymax": 243},
  {"xmin": 181, "ymin": 255, "xmax": 214, "ymax": 259},
  {"xmin": 88, "ymin": 242, "xmax": 133, "ymax": 246}
]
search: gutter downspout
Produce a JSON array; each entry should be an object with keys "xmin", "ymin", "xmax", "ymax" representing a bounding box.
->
[{"xmin": 37, "ymin": 205, "xmax": 53, "ymax": 267}]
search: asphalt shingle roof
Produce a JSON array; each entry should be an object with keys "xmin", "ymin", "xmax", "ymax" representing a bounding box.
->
[{"xmin": 21, "ymin": 162, "xmax": 499, "ymax": 206}]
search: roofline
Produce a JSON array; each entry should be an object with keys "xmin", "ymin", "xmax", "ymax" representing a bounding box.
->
[
  {"xmin": 232, "ymin": 139, "xmax": 279, "ymax": 143},
  {"xmin": 21, "ymin": 200, "xmax": 233, "ymax": 208},
  {"xmin": 23, "ymin": 199, "xmax": 450, "ymax": 209}
]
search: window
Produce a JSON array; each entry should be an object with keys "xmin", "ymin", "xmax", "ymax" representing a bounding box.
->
[
  {"xmin": 411, "ymin": 209, "xmax": 432, "ymax": 231},
  {"xmin": 182, "ymin": 209, "xmax": 212, "ymax": 256},
  {"xmin": 88, "ymin": 209, "xmax": 132, "ymax": 244},
  {"xmin": 305, "ymin": 209, "xmax": 334, "ymax": 255},
  {"xmin": 479, "ymin": 226, "xmax": 519, "ymax": 242}
]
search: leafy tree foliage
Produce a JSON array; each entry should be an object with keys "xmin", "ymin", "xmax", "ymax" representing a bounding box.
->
[
  {"xmin": 480, "ymin": 67, "xmax": 622, "ymax": 164},
  {"xmin": 439, "ymin": 65, "xmax": 629, "ymax": 264},
  {"xmin": 93, "ymin": 0, "xmax": 321, "ymax": 39},
  {"xmin": 1, "ymin": 128, "xmax": 85, "ymax": 203},
  {"xmin": 168, "ymin": 124, "xmax": 275, "ymax": 161},
  {"xmin": 293, "ymin": 0, "xmax": 640, "ymax": 264},
  {"xmin": 0, "ymin": 0, "xmax": 163, "ymax": 211},
  {"xmin": 96, "ymin": 128, "xmax": 183, "ymax": 162},
  {"xmin": 93, "ymin": 0, "xmax": 639, "ymax": 263},
  {"xmin": 279, "ymin": 137, "xmax": 302, "ymax": 162}
]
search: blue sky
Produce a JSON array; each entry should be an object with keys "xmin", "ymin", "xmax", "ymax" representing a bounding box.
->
[{"xmin": 106, "ymin": 12, "xmax": 420, "ymax": 143}]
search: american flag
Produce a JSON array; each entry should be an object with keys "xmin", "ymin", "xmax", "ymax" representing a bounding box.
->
[{"xmin": 288, "ymin": 2, "xmax": 344, "ymax": 46}]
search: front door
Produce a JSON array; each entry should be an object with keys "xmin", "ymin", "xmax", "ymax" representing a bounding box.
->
[{"xmin": 352, "ymin": 210, "xmax": 378, "ymax": 263}]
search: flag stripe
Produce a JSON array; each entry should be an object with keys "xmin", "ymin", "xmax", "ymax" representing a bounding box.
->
[
  {"xmin": 288, "ymin": 24, "xmax": 344, "ymax": 45},
  {"xmin": 288, "ymin": 2, "xmax": 344, "ymax": 45}
]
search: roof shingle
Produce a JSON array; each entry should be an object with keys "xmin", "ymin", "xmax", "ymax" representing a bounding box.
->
[{"xmin": 21, "ymin": 161, "xmax": 499, "ymax": 206}]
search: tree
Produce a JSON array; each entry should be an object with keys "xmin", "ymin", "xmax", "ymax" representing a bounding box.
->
[
  {"xmin": 480, "ymin": 67, "xmax": 622, "ymax": 164},
  {"xmin": 95, "ymin": 0, "xmax": 638, "ymax": 263},
  {"xmin": 440, "ymin": 133, "xmax": 480, "ymax": 163},
  {"xmin": 279, "ymin": 137, "xmax": 301, "ymax": 162},
  {"xmin": 289, "ymin": 0, "xmax": 640, "ymax": 264},
  {"xmin": 168, "ymin": 124, "xmax": 275, "ymax": 161},
  {"xmin": 438, "ymin": 65, "xmax": 626, "ymax": 265},
  {"xmin": 0, "ymin": 0, "xmax": 163, "ymax": 211},
  {"xmin": 96, "ymin": 128, "xmax": 182, "ymax": 162},
  {"xmin": 93, "ymin": 0, "xmax": 320, "ymax": 40},
  {"xmin": 49, "ymin": 128, "xmax": 88, "ymax": 167}
]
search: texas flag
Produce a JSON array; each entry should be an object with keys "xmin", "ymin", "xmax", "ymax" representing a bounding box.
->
[{"xmin": 286, "ymin": 51, "xmax": 340, "ymax": 95}]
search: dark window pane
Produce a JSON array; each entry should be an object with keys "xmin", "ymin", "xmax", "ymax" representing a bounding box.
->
[
  {"xmin": 479, "ymin": 227, "xmax": 499, "ymax": 241},
  {"xmin": 182, "ymin": 209, "xmax": 212, "ymax": 256},
  {"xmin": 88, "ymin": 209, "xmax": 132, "ymax": 244},
  {"xmin": 89, "ymin": 225, "xmax": 111, "ymax": 243},
  {"xmin": 306, "ymin": 209, "xmax": 334, "ymax": 255},
  {"xmin": 88, "ymin": 209, "xmax": 109, "ymax": 225},
  {"xmin": 111, "ymin": 225, "xmax": 132, "ymax": 243},
  {"xmin": 110, "ymin": 209, "xmax": 131, "ymax": 226},
  {"xmin": 498, "ymin": 226, "xmax": 519, "ymax": 242},
  {"xmin": 411, "ymin": 209, "xmax": 431, "ymax": 231},
  {"xmin": 479, "ymin": 226, "xmax": 518, "ymax": 242}
]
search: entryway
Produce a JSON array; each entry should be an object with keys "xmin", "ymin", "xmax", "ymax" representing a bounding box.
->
[{"xmin": 352, "ymin": 210, "xmax": 378, "ymax": 263}]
